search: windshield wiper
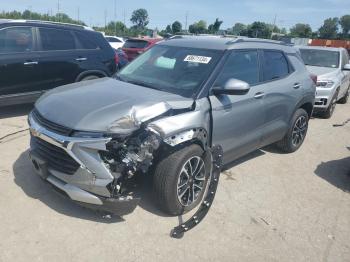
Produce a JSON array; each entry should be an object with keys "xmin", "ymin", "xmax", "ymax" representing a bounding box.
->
[{"xmin": 121, "ymin": 78, "xmax": 162, "ymax": 91}]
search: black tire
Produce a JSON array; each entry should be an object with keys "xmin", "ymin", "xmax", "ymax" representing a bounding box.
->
[
  {"xmin": 153, "ymin": 144, "xmax": 209, "ymax": 216},
  {"xmin": 275, "ymin": 108, "xmax": 309, "ymax": 153},
  {"xmin": 321, "ymin": 91, "xmax": 338, "ymax": 119},
  {"xmin": 80, "ymin": 75, "xmax": 100, "ymax": 81},
  {"xmin": 338, "ymin": 88, "xmax": 349, "ymax": 104}
]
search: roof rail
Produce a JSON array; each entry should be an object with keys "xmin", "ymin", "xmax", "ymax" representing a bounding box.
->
[
  {"xmin": 0, "ymin": 19, "xmax": 93, "ymax": 31},
  {"xmin": 228, "ymin": 38, "xmax": 287, "ymax": 46}
]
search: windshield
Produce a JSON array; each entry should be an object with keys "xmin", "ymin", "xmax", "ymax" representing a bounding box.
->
[
  {"xmin": 300, "ymin": 49, "xmax": 340, "ymax": 68},
  {"xmin": 117, "ymin": 45, "xmax": 223, "ymax": 98}
]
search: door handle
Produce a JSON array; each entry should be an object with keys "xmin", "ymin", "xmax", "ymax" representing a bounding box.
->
[
  {"xmin": 254, "ymin": 92, "xmax": 265, "ymax": 99},
  {"xmin": 24, "ymin": 61, "xmax": 38, "ymax": 65},
  {"xmin": 293, "ymin": 83, "xmax": 301, "ymax": 89},
  {"xmin": 75, "ymin": 57, "xmax": 87, "ymax": 61}
]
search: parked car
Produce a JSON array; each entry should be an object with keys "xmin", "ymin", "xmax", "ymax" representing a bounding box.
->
[
  {"xmin": 297, "ymin": 46, "xmax": 350, "ymax": 118},
  {"xmin": 114, "ymin": 48, "xmax": 128, "ymax": 70},
  {"xmin": 28, "ymin": 37, "xmax": 315, "ymax": 216},
  {"xmin": 122, "ymin": 38, "xmax": 161, "ymax": 61},
  {"xmin": 0, "ymin": 20, "xmax": 117, "ymax": 106},
  {"xmin": 105, "ymin": 35, "xmax": 125, "ymax": 49}
]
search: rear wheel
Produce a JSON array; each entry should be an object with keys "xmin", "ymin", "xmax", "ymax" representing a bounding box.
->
[
  {"xmin": 276, "ymin": 108, "xmax": 309, "ymax": 153},
  {"xmin": 153, "ymin": 144, "xmax": 209, "ymax": 216}
]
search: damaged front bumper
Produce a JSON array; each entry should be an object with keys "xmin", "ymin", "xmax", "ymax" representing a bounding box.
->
[{"xmin": 28, "ymin": 112, "xmax": 140, "ymax": 216}]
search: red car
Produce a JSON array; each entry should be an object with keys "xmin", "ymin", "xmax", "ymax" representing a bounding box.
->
[{"xmin": 122, "ymin": 38, "xmax": 161, "ymax": 61}]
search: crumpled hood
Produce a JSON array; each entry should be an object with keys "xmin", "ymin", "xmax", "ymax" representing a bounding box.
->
[
  {"xmin": 35, "ymin": 78, "xmax": 194, "ymax": 132},
  {"xmin": 306, "ymin": 65, "xmax": 339, "ymax": 80}
]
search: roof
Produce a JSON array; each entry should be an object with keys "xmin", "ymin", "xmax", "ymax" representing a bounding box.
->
[
  {"xmin": 0, "ymin": 19, "xmax": 93, "ymax": 31},
  {"xmin": 159, "ymin": 35, "xmax": 296, "ymax": 53},
  {"xmin": 295, "ymin": 45, "xmax": 344, "ymax": 52}
]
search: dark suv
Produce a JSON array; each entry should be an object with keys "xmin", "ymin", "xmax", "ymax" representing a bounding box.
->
[{"xmin": 0, "ymin": 20, "xmax": 117, "ymax": 106}]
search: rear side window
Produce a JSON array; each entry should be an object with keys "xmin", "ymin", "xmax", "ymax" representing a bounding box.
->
[
  {"xmin": 75, "ymin": 31, "xmax": 100, "ymax": 50},
  {"xmin": 215, "ymin": 50, "xmax": 260, "ymax": 86},
  {"xmin": 262, "ymin": 51, "xmax": 289, "ymax": 81},
  {"xmin": 39, "ymin": 28, "xmax": 75, "ymax": 51},
  {"xmin": 123, "ymin": 40, "xmax": 148, "ymax": 49},
  {"xmin": 0, "ymin": 27, "xmax": 33, "ymax": 53}
]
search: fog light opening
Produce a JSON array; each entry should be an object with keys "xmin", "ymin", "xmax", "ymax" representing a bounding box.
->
[{"xmin": 32, "ymin": 160, "xmax": 40, "ymax": 170}]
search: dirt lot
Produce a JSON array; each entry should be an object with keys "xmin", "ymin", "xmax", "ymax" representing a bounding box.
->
[{"xmin": 0, "ymin": 103, "xmax": 349, "ymax": 262}]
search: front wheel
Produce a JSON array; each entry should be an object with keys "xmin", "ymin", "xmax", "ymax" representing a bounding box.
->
[
  {"xmin": 275, "ymin": 108, "xmax": 309, "ymax": 153},
  {"xmin": 338, "ymin": 87, "xmax": 349, "ymax": 104},
  {"xmin": 153, "ymin": 145, "xmax": 210, "ymax": 216}
]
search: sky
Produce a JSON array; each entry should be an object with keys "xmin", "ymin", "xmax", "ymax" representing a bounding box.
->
[{"xmin": 1, "ymin": 0, "xmax": 349, "ymax": 31}]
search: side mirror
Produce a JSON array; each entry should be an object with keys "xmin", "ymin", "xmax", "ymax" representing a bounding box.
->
[
  {"xmin": 343, "ymin": 64, "xmax": 350, "ymax": 71},
  {"xmin": 212, "ymin": 79, "xmax": 250, "ymax": 95}
]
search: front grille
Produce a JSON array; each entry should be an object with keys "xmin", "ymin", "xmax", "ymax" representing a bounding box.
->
[
  {"xmin": 32, "ymin": 109, "xmax": 73, "ymax": 136},
  {"xmin": 31, "ymin": 136, "xmax": 80, "ymax": 175}
]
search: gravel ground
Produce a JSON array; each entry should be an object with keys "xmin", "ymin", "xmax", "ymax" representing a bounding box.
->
[{"xmin": 0, "ymin": 103, "xmax": 349, "ymax": 262}]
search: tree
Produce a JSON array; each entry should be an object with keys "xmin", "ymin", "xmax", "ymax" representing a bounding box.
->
[
  {"xmin": 208, "ymin": 18, "xmax": 223, "ymax": 34},
  {"xmin": 340, "ymin": 15, "xmax": 350, "ymax": 37},
  {"xmin": 290, "ymin": 23, "xmax": 312, "ymax": 38},
  {"xmin": 189, "ymin": 20, "xmax": 207, "ymax": 34},
  {"xmin": 248, "ymin": 22, "xmax": 271, "ymax": 39},
  {"xmin": 318, "ymin": 17, "xmax": 339, "ymax": 39},
  {"xmin": 172, "ymin": 21, "xmax": 182, "ymax": 34},
  {"xmin": 130, "ymin": 8, "xmax": 149, "ymax": 30},
  {"xmin": 232, "ymin": 23, "xmax": 246, "ymax": 35},
  {"xmin": 104, "ymin": 21, "xmax": 127, "ymax": 35},
  {"xmin": 166, "ymin": 25, "xmax": 172, "ymax": 33}
]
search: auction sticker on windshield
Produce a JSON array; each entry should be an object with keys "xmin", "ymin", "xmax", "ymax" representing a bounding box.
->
[{"xmin": 184, "ymin": 55, "xmax": 212, "ymax": 64}]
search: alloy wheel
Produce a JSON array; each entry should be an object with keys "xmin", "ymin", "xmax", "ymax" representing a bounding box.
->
[
  {"xmin": 177, "ymin": 156, "xmax": 206, "ymax": 206},
  {"xmin": 292, "ymin": 115, "xmax": 307, "ymax": 147}
]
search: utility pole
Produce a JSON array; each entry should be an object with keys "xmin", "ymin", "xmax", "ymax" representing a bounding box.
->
[
  {"xmin": 57, "ymin": 0, "xmax": 60, "ymax": 22},
  {"xmin": 185, "ymin": 11, "xmax": 188, "ymax": 32},
  {"xmin": 114, "ymin": 0, "xmax": 117, "ymax": 35},
  {"xmin": 77, "ymin": 7, "xmax": 80, "ymax": 22},
  {"xmin": 271, "ymin": 14, "xmax": 277, "ymax": 38},
  {"xmin": 104, "ymin": 9, "xmax": 107, "ymax": 28},
  {"xmin": 123, "ymin": 9, "xmax": 126, "ymax": 26}
]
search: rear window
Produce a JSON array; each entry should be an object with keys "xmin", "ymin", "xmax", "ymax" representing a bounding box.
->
[
  {"xmin": 0, "ymin": 26, "xmax": 33, "ymax": 53},
  {"xmin": 263, "ymin": 51, "xmax": 290, "ymax": 81},
  {"xmin": 123, "ymin": 40, "xmax": 149, "ymax": 49},
  {"xmin": 39, "ymin": 28, "xmax": 76, "ymax": 51},
  {"xmin": 106, "ymin": 37, "xmax": 122, "ymax": 43}
]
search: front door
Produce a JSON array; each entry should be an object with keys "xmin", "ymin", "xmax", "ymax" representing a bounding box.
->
[{"xmin": 209, "ymin": 49, "xmax": 266, "ymax": 164}]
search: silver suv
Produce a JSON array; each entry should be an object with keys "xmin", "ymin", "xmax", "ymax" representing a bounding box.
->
[
  {"xmin": 298, "ymin": 46, "xmax": 350, "ymax": 118},
  {"xmin": 28, "ymin": 37, "xmax": 315, "ymax": 216}
]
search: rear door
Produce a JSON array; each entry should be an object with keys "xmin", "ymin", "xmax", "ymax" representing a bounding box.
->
[
  {"xmin": 209, "ymin": 49, "xmax": 266, "ymax": 164},
  {"xmin": 0, "ymin": 26, "xmax": 43, "ymax": 96},
  {"xmin": 259, "ymin": 50, "xmax": 303, "ymax": 146},
  {"xmin": 36, "ymin": 27, "xmax": 80, "ymax": 90}
]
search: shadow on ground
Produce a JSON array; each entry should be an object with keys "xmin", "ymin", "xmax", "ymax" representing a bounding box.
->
[
  {"xmin": 314, "ymin": 157, "xmax": 350, "ymax": 193},
  {"xmin": 13, "ymin": 148, "xmax": 267, "ymax": 222},
  {"xmin": 0, "ymin": 104, "xmax": 33, "ymax": 119},
  {"xmin": 13, "ymin": 150, "xmax": 124, "ymax": 223}
]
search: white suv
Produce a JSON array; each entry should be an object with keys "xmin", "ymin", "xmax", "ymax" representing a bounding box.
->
[{"xmin": 298, "ymin": 46, "xmax": 350, "ymax": 118}]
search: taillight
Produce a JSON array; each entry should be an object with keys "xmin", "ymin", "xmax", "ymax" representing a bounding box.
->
[
  {"xmin": 114, "ymin": 53, "xmax": 119, "ymax": 65},
  {"xmin": 310, "ymin": 74, "xmax": 317, "ymax": 85}
]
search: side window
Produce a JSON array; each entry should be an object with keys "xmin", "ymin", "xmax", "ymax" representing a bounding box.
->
[
  {"xmin": 262, "ymin": 51, "xmax": 289, "ymax": 81},
  {"xmin": 0, "ymin": 27, "xmax": 33, "ymax": 53},
  {"xmin": 75, "ymin": 32, "xmax": 100, "ymax": 50},
  {"xmin": 214, "ymin": 50, "xmax": 259, "ymax": 86},
  {"xmin": 39, "ymin": 28, "xmax": 75, "ymax": 51}
]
